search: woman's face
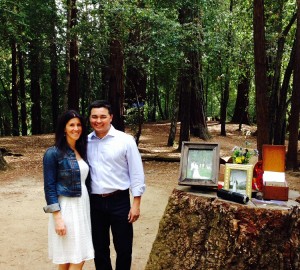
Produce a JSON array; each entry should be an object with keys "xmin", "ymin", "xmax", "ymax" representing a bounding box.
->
[{"xmin": 64, "ymin": 117, "xmax": 82, "ymax": 143}]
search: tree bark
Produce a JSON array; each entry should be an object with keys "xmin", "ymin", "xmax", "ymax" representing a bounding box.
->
[
  {"xmin": 231, "ymin": 64, "xmax": 251, "ymax": 126},
  {"xmin": 286, "ymin": 0, "xmax": 300, "ymax": 171},
  {"xmin": 274, "ymin": 37, "xmax": 295, "ymax": 145},
  {"xmin": 168, "ymin": 77, "xmax": 180, "ymax": 147},
  {"xmin": 18, "ymin": 45, "xmax": 27, "ymax": 136},
  {"xmin": 29, "ymin": 40, "xmax": 42, "ymax": 135},
  {"xmin": 50, "ymin": 0, "xmax": 59, "ymax": 131},
  {"xmin": 253, "ymin": 0, "xmax": 270, "ymax": 159},
  {"xmin": 108, "ymin": 39, "xmax": 125, "ymax": 132},
  {"xmin": 178, "ymin": 71, "xmax": 191, "ymax": 151},
  {"xmin": 64, "ymin": 0, "xmax": 71, "ymax": 111},
  {"xmin": 220, "ymin": 0, "xmax": 234, "ymax": 136},
  {"xmin": 146, "ymin": 189, "xmax": 300, "ymax": 270},
  {"xmin": 11, "ymin": 40, "xmax": 19, "ymax": 136},
  {"xmin": 190, "ymin": 50, "xmax": 210, "ymax": 140},
  {"xmin": 68, "ymin": 0, "xmax": 79, "ymax": 111},
  {"xmin": 269, "ymin": 13, "xmax": 296, "ymax": 144}
]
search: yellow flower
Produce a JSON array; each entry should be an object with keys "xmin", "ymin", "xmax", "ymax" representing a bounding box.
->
[{"xmin": 235, "ymin": 156, "xmax": 243, "ymax": 164}]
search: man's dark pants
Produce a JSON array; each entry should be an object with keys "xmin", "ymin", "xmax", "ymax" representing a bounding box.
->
[{"xmin": 90, "ymin": 190, "xmax": 133, "ymax": 270}]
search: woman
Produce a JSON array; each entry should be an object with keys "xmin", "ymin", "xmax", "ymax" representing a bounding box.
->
[{"xmin": 43, "ymin": 110, "xmax": 94, "ymax": 270}]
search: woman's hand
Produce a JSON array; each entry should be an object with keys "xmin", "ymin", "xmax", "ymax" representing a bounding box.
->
[{"xmin": 53, "ymin": 211, "xmax": 66, "ymax": 236}]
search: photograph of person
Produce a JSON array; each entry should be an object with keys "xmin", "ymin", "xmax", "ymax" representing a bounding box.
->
[
  {"xmin": 187, "ymin": 149, "xmax": 213, "ymax": 180},
  {"xmin": 229, "ymin": 169, "xmax": 247, "ymax": 194}
]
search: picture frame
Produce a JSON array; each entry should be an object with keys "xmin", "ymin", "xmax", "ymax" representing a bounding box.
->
[
  {"xmin": 223, "ymin": 163, "xmax": 254, "ymax": 198},
  {"xmin": 178, "ymin": 142, "xmax": 220, "ymax": 187}
]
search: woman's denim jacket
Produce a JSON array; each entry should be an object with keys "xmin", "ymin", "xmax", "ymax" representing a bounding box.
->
[{"xmin": 43, "ymin": 146, "xmax": 82, "ymax": 213}]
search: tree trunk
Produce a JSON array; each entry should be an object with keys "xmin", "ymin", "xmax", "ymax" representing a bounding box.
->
[
  {"xmin": 190, "ymin": 51, "xmax": 210, "ymax": 140},
  {"xmin": 108, "ymin": 39, "xmax": 125, "ymax": 132},
  {"xmin": 220, "ymin": 1, "xmax": 234, "ymax": 136},
  {"xmin": 253, "ymin": 0, "xmax": 270, "ymax": 159},
  {"xmin": 29, "ymin": 40, "xmax": 42, "ymax": 135},
  {"xmin": 64, "ymin": 0, "xmax": 71, "ymax": 111},
  {"xmin": 167, "ymin": 77, "xmax": 180, "ymax": 147},
  {"xmin": 146, "ymin": 189, "xmax": 300, "ymax": 270},
  {"xmin": 178, "ymin": 5, "xmax": 209, "ymax": 148},
  {"xmin": 50, "ymin": 0, "xmax": 59, "ymax": 131},
  {"xmin": 125, "ymin": 28, "xmax": 147, "ymax": 108},
  {"xmin": 220, "ymin": 66, "xmax": 230, "ymax": 136},
  {"xmin": 274, "ymin": 38, "xmax": 296, "ymax": 145},
  {"xmin": 231, "ymin": 64, "xmax": 251, "ymax": 125},
  {"xmin": 147, "ymin": 65, "xmax": 158, "ymax": 122},
  {"xmin": 11, "ymin": 40, "xmax": 19, "ymax": 136},
  {"xmin": 286, "ymin": 0, "xmax": 300, "ymax": 171},
  {"xmin": 68, "ymin": 0, "xmax": 79, "ymax": 111},
  {"xmin": 269, "ymin": 13, "xmax": 297, "ymax": 144},
  {"xmin": 178, "ymin": 72, "xmax": 191, "ymax": 151},
  {"xmin": 18, "ymin": 45, "xmax": 27, "ymax": 136},
  {"xmin": 155, "ymin": 74, "xmax": 165, "ymax": 120}
]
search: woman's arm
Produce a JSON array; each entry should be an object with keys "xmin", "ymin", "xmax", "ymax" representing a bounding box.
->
[{"xmin": 43, "ymin": 147, "xmax": 60, "ymax": 213}]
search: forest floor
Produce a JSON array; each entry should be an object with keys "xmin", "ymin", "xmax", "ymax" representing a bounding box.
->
[{"xmin": 0, "ymin": 122, "xmax": 299, "ymax": 270}]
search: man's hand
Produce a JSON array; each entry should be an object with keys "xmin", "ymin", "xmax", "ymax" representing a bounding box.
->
[{"xmin": 128, "ymin": 196, "xmax": 141, "ymax": 223}]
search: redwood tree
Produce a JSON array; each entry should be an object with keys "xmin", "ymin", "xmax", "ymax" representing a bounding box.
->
[
  {"xmin": 11, "ymin": 40, "xmax": 19, "ymax": 136},
  {"xmin": 286, "ymin": 0, "xmax": 300, "ymax": 171},
  {"xmin": 49, "ymin": 0, "xmax": 59, "ymax": 131},
  {"xmin": 18, "ymin": 45, "xmax": 27, "ymax": 136},
  {"xmin": 253, "ymin": 0, "xmax": 270, "ymax": 159},
  {"xmin": 231, "ymin": 64, "xmax": 251, "ymax": 126},
  {"xmin": 67, "ymin": 0, "xmax": 79, "ymax": 111},
  {"xmin": 108, "ymin": 39, "xmax": 125, "ymax": 132}
]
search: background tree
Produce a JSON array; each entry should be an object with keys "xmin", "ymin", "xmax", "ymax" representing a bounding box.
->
[
  {"xmin": 49, "ymin": 0, "xmax": 59, "ymax": 131},
  {"xmin": 286, "ymin": 0, "xmax": 300, "ymax": 171},
  {"xmin": 0, "ymin": 0, "xmax": 298, "ymax": 169},
  {"xmin": 253, "ymin": 0, "xmax": 270, "ymax": 159},
  {"xmin": 68, "ymin": 0, "xmax": 79, "ymax": 111}
]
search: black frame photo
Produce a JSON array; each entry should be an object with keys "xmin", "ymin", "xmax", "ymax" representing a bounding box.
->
[{"xmin": 178, "ymin": 142, "xmax": 220, "ymax": 187}]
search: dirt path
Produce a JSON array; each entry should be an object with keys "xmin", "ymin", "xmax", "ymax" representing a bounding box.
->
[{"xmin": 0, "ymin": 162, "xmax": 179, "ymax": 270}]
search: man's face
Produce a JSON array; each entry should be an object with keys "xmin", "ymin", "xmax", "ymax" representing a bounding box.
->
[{"xmin": 89, "ymin": 107, "xmax": 113, "ymax": 138}]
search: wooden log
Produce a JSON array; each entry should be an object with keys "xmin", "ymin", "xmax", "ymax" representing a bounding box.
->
[
  {"xmin": 0, "ymin": 149, "xmax": 8, "ymax": 171},
  {"xmin": 146, "ymin": 188, "xmax": 300, "ymax": 270}
]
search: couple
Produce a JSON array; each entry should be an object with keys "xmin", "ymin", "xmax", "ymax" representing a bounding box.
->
[{"xmin": 43, "ymin": 100, "xmax": 146, "ymax": 270}]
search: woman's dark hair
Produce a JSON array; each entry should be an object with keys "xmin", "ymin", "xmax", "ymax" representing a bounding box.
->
[
  {"xmin": 55, "ymin": 110, "xmax": 87, "ymax": 159},
  {"xmin": 88, "ymin": 100, "xmax": 112, "ymax": 116}
]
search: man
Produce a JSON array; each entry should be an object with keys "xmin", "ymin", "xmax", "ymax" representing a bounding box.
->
[{"xmin": 87, "ymin": 100, "xmax": 145, "ymax": 270}]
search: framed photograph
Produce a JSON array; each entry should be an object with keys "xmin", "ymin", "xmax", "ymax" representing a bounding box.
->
[
  {"xmin": 223, "ymin": 164, "xmax": 253, "ymax": 198},
  {"xmin": 178, "ymin": 142, "xmax": 220, "ymax": 187}
]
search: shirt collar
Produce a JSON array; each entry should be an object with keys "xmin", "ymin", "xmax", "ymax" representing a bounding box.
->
[{"xmin": 90, "ymin": 125, "xmax": 116, "ymax": 140}]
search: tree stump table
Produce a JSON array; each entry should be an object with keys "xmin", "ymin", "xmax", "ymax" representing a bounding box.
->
[{"xmin": 146, "ymin": 187, "xmax": 300, "ymax": 270}]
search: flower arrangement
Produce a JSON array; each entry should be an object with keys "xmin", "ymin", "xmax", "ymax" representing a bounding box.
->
[{"xmin": 231, "ymin": 141, "xmax": 258, "ymax": 164}]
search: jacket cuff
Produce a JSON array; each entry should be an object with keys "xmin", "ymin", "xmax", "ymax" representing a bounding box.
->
[{"xmin": 43, "ymin": 203, "xmax": 60, "ymax": 213}]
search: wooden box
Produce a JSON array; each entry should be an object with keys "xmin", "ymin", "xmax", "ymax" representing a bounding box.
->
[
  {"xmin": 262, "ymin": 145, "xmax": 288, "ymax": 201},
  {"xmin": 262, "ymin": 184, "xmax": 289, "ymax": 201},
  {"xmin": 218, "ymin": 164, "xmax": 225, "ymax": 182},
  {"xmin": 262, "ymin": 145, "xmax": 286, "ymax": 172}
]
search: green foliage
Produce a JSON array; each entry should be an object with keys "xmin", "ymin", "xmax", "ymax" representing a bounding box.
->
[{"xmin": 0, "ymin": 0, "xmax": 298, "ymax": 136}]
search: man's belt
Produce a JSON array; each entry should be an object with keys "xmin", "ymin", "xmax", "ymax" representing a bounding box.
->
[{"xmin": 99, "ymin": 189, "xmax": 125, "ymax": 197}]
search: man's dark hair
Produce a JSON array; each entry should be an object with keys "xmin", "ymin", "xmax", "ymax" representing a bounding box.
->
[{"xmin": 88, "ymin": 100, "xmax": 113, "ymax": 116}]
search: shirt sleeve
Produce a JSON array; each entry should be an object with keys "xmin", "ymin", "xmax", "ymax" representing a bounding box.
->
[
  {"xmin": 126, "ymin": 136, "xmax": 146, "ymax": 197},
  {"xmin": 43, "ymin": 148, "xmax": 60, "ymax": 213}
]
